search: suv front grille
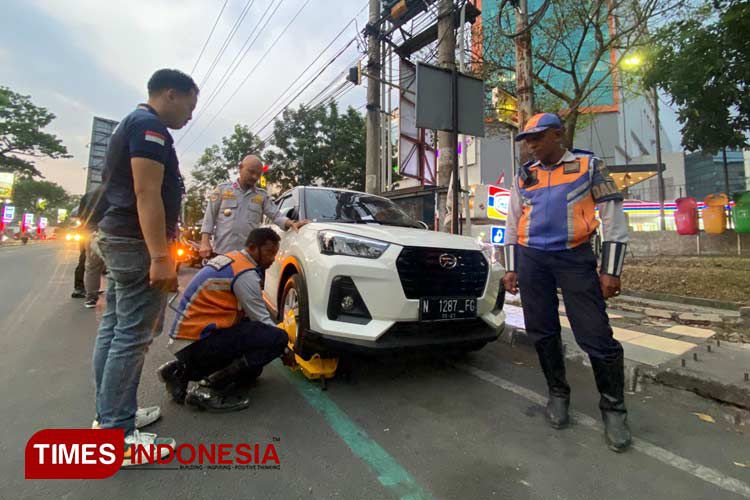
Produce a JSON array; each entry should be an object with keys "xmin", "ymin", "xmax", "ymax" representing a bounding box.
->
[{"xmin": 396, "ymin": 247, "xmax": 489, "ymax": 299}]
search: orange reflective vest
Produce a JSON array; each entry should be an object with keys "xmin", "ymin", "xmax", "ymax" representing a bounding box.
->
[
  {"xmin": 516, "ymin": 152, "xmax": 599, "ymax": 251},
  {"xmin": 169, "ymin": 251, "xmax": 259, "ymax": 342}
]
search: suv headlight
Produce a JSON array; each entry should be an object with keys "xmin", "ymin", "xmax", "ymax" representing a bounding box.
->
[
  {"xmin": 318, "ymin": 231, "xmax": 390, "ymax": 259},
  {"xmin": 481, "ymin": 243, "xmax": 501, "ymax": 265}
]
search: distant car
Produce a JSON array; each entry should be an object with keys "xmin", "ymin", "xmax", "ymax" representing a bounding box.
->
[
  {"xmin": 261, "ymin": 186, "xmax": 506, "ymax": 357},
  {"xmin": 64, "ymin": 230, "xmax": 84, "ymax": 242},
  {"xmin": 61, "ymin": 219, "xmax": 85, "ymax": 243}
]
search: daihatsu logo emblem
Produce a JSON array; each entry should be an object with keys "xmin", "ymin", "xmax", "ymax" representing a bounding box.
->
[{"xmin": 439, "ymin": 253, "xmax": 458, "ymax": 269}]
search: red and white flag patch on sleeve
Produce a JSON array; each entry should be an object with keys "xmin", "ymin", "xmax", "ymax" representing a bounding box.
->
[{"xmin": 144, "ymin": 130, "xmax": 166, "ymax": 146}]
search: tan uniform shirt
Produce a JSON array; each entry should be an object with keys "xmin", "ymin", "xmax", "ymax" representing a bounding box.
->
[{"xmin": 201, "ymin": 181, "xmax": 288, "ymax": 254}]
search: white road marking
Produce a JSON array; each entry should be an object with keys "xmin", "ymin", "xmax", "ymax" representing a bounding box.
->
[{"xmin": 457, "ymin": 363, "xmax": 750, "ymax": 499}]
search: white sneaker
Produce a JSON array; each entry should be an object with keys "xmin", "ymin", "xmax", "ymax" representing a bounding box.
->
[
  {"xmin": 122, "ymin": 430, "xmax": 176, "ymax": 467},
  {"xmin": 92, "ymin": 406, "xmax": 161, "ymax": 429}
]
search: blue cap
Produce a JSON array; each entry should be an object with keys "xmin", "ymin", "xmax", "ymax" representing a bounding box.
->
[{"xmin": 515, "ymin": 113, "xmax": 562, "ymax": 141}]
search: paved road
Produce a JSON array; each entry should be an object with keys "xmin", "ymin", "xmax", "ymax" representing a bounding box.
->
[{"xmin": 2, "ymin": 242, "xmax": 750, "ymax": 500}]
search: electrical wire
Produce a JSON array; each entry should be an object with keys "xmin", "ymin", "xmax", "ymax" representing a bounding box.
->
[
  {"xmin": 180, "ymin": 0, "xmax": 312, "ymax": 157},
  {"xmin": 247, "ymin": 35, "xmax": 358, "ymax": 132},
  {"xmin": 177, "ymin": 0, "xmax": 286, "ymax": 145},
  {"xmin": 250, "ymin": 44, "xmax": 359, "ymax": 130},
  {"xmin": 260, "ymin": 83, "xmax": 356, "ymax": 144},
  {"xmin": 496, "ymin": 0, "xmax": 551, "ymax": 39},
  {"xmin": 249, "ymin": 41, "xmax": 360, "ymax": 138},
  {"xmin": 196, "ymin": 0, "xmax": 256, "ymax": 88},
  {"xmin": 247, "ymin": 2, "xmax": 369, "ymax": 132},
  {"xmin": 190, "ymin": 0, "xmax": 230, "ymax": 75}
]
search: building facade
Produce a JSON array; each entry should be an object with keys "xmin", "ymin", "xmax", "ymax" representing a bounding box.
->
[{"xmin": 85, "ymin": 117, "xmax": 119, "ymax": 193}]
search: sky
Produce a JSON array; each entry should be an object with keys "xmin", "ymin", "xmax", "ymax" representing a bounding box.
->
[
  {"xmin": 0, "ymin": 0, "xmax": 682, "ymax": 195},
  {"xmin": 0, "ymin": 0, "xmax": 369, "ymax": 194}
]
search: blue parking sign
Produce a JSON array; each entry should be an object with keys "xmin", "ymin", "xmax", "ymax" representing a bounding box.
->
[{"xmin": 491, "ymin": 226, "xmax": 505, "ymax": 245}]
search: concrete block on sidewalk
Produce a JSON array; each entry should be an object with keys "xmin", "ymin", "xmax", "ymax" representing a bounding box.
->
[
  {"xmin": 664, "ymin": 325, "xmax": 715, "ymax": 339},
  {"xmin": 677, "ymin": 312, "xmax": 724, "ymax": 325},
  {"xmin": 740, "ymin": 307, "xmax": 750, "ymax": 330},
  {"xmin": 644, "ymin": 308, "xmax": 674, "ymax": 320}
]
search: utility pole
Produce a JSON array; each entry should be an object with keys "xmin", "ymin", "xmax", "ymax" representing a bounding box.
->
[
  {"xmin": 381, "ymin": 40, "xmax": 387, "ymax": 193},
  {"xmin": 365, "ymin": 0, "xmax": 381, "ymax": 194},
  {"xmin": 387, "ymin": 45, "xmax": 394, "ymax": 191},
  {"xmin": 437, "ymin": 0, "xmax": 457, "ymax": 232},
  {"xmin": 514, "ymin": 0, "xmax": 534, "ymax": 164},
  {"xmin": 459, "ymin": 2, "xmax": 471, "ymax": 235}
]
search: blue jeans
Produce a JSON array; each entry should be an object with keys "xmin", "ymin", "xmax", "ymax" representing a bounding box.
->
[{"xmin": 92, "ymin": 233, "xmax": 167, "ymax": 435}]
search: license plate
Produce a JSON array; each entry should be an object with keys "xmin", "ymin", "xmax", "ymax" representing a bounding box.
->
[{"xmin": 419, "ymin": 297, "xmax": 477, "ymax": 321}]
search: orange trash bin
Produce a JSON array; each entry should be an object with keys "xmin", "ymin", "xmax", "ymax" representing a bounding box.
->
[{"xmin": 702, "ymin": 193, "xmax": 729, "ymax": 234}]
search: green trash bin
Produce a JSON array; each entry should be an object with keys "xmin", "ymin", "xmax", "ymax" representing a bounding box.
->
[{"xmin": 733, "ymin": 191, "xmax": 750, "ymax": 234}]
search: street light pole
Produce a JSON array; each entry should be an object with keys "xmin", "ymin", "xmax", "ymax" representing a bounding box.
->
[
  {"xmin": 459, "ymin": 2, "xmax": 472, "ymax": 235},
  {"xmin": 653, "ymin": 88, "xmax": 665, "ymax": 231}
]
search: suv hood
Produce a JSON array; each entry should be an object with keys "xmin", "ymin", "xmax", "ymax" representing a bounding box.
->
[{"xmin": 309, "ymin": 222, "xmax": 483, "ymax": 251}]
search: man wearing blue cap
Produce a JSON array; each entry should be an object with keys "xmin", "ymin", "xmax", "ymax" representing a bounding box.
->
[{"xmin": 502, "ymin": 113, "xmax": 631, "ymax": 452}]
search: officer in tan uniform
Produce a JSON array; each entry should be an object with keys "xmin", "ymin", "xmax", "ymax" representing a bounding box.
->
[{"xmin": 199, "ymin": 154, "xmax": 307, "ymax": 257}]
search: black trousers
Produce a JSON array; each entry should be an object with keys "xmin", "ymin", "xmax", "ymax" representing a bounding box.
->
[
  {"xmin": 74, "ymin": 242, "xmax": 86, "ymax": 291},
  {"xmin": 175, "ymin": 320, "xmax": 288, "ymax": 380},
  {"xmin": 516, "ymin": 244, "xmax": 623, "ymax": 362}
]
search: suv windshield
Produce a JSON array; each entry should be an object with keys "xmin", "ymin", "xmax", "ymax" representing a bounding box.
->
[{"xmin": 305, "ymin": 189, "xmax": 422, "ymax": 228}]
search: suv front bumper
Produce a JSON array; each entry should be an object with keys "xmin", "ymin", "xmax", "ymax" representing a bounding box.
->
[{"xmin": 300, "ymin": 317, "xmax": 505, "ymax": 355}]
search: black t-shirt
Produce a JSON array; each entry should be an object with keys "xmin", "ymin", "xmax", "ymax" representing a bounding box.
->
[{"xmin": 98, "ymin": 104, "xmax": 184, "ymax": 239}]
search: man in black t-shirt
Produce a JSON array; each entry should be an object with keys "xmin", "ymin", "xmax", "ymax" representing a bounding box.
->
[{"xmin": 92, "ymin": 69, "xmax": 198, "ymax": 466}]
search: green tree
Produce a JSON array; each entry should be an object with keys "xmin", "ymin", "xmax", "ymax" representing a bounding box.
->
[
  {"xmin": 0, "ymin": 86, "xmax": 70, "ymax": 178},
  {"xmin": 182, "ymin": 185, "xmax": 207, "ymax": 228},
  {"xmin": 477, "ymin": 0, "xmax": 687, "ymax": 147},
  {"xmin": 265, "ymin": 102, "xmax": 366, "ymax": 192},
  {"xmin": 643, "ymin": 0, "xmax": 749, "ymax": 194},
  {"xmin": 12, "ymin": 177, "xmax": 73, "ymax": 221},
  {"xmin": 191, "ymin": 124, "xmax": 265, "ymax": 194},
  {"xmin": 188, "ymin": 124, "xmax": 265, "ymax": 225}
]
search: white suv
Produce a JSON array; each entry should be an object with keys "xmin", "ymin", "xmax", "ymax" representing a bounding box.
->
[{"xmin": 263, "ymin": 187, "xmax": 506, "ymax": 357}]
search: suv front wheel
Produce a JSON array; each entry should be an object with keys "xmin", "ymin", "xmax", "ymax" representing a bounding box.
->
[{"xmin": 281, "ymin": 273, "xmax": 311, "ymax": 358}]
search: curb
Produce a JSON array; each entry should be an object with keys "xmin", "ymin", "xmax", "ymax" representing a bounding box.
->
[
  {"xmin": 640, "ymin": 366, "xmax": 750, "ymax": 411},
  {"xmin": 499, "ymin": 325, "xmax": 641, "ymax": 392},
  {"xmin": 613, "ymin": 299, "xmax": 746, "ymax": 330},
  {"xmin": 620, "ymin": 289, "xmax": 743, "ymax": 311},
  {"xmin": 509, "ymin": 296, "xmax": 742, "ymax": 329},
  {"xmin": 502, "ymin": 324, "xmax": 750, "ymax": 410},
  {"xmin": 0, "ymin": 241, "xmax": 32, "ymax": 248}
]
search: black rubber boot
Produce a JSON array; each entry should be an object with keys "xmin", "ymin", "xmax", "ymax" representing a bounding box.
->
[
  {"xmin": 157, "ymin": 360, "xmax": 190, "ymax": 404},
  {"xmin": 535, "ymin": 336, "xmax": 571, "ymax": 429},
  {"xmin": 235, "ymin": 365, "xmax": 263, "ymax": 389},
  {"xmin": 197, "ymin": 357, "xmax": 250, "ymax": 393},
  {"xmin": 590, "ymin": 355, "xmax": 632, "ymax": 453},
  {"xmin": 184, "ymin": 385, "xmax": 250, "ymax": 413},
  {"xmin": 185, "ymin": 357, "xmax": 251, "ymax": 412}
]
